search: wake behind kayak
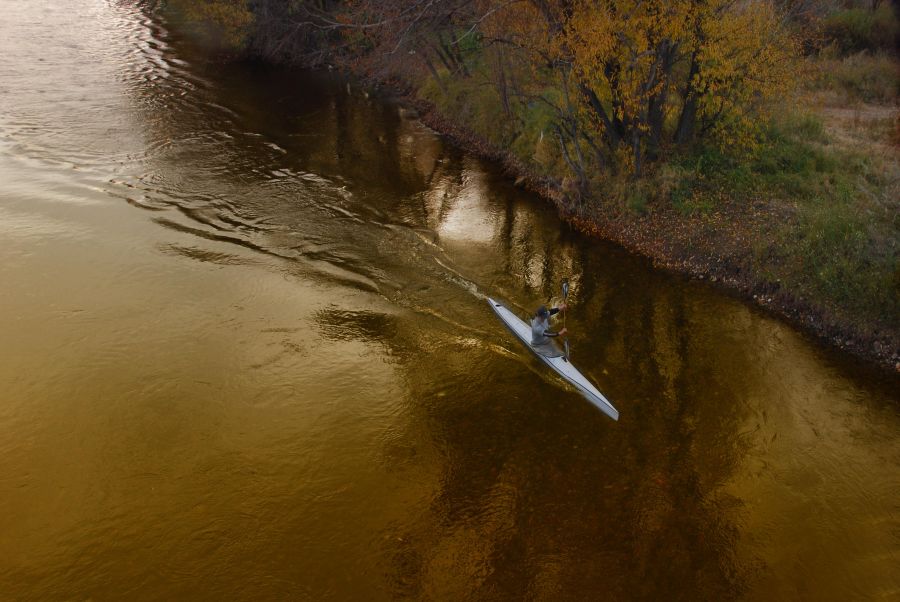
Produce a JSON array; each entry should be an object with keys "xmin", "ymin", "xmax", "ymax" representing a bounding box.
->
[{"xmin": 488, "ymin": 297, "xmax": 619, "ymax": 421}]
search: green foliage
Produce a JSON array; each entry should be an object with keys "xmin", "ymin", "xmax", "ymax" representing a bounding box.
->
[
  {"xmin": 660, "ymin": 112, "xmax": 875, "ymax": 221},
  {"xmin": 665, "ymin": 146, "xmax": 752, "ymax": 215},
  {"xmin": 754, "ymin": 119, "xmax": 838, "ymax": 194},
  {"xmin": 812, "ymin": 52, "xmax": 900, "ymax": 104},
  {"xmin": 625, "ymin": 182, "xmax": 651, "ymax": 214},
  {"xmin": 794, "ymin": 194, "xmax": 898, "ymax": 325},
  {"xmin": 169, "ymin": 0, "xmax": 254, "ymax": 48},
  {"xmin": 510, "ymin": 99, "xmax": 562, "ymax": 171},
  {"xmin": 419, "ymin": 53, "xmax": 569, "ymax": 177},
  {"xmin": 669, "ymin": 113, "xmax": 839, "ymax": 213},
  {"xmin": 779, "ymin": 113, "xmax": 828, "ymax": 143},
  {"xmin": 822, "ymin": 6, "xmax": 899, "ymax": 55},
  {"xmin": 422, "ymin": 74, "xmax": 510, "ymax": 145}
]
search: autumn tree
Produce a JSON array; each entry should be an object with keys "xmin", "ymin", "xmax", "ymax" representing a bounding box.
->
[{"xmin": 542, "ymin": 0, "xmax": 799, "ymax": 178}]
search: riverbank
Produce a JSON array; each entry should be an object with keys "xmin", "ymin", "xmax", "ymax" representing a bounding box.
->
[
  {"xmin": 164, "ymin": 1, "xmax": 899, "ymax": 373},
  {"xmin": 413, "ymin": 99, "xmax": 900, "ymax": 373}
]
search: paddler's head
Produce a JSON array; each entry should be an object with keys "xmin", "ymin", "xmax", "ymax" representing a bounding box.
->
[{"xmin": 536, "ymin": 305, "xmax": 549, "ymax": 319}]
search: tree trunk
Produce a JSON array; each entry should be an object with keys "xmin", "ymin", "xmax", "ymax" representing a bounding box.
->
[
  {"xmin": 675, "ymin": 96, "xmax": 697, "ymax": 145},
  {"xmin": 554, "ymin": 124, "xmax": 587, "ymax": 186},
  {"xmin": 647, "ymin": 40, "xmax": 676, "ymax": 154},
  {"xmin": 438, "ymin": 31, "xmax": 469, "ymax": 77},
  {"xmin": 578, "ymin": 83, "xmax": 620, "ymax": 149},
  {"xmin": 423, "ymin": 53, "xmax": 447, "ymax": 94},
  {"xmin": 496, "ymin": 47, "xmax": 511, "ymax": 116},
  {"xmin": 429, "ymin": 41, "xmax": 453, "ymax": 72},
  {"xmin": 632, "ymin": 128, "xmax": 642, "ymax": 177},
  {"xmin": 675, "ymin": 51, "xmax": 700, "ymax": 145}
]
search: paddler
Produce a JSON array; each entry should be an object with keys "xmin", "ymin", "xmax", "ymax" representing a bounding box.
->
[{"xmin": 531, "ymin": 304, "xmax": 568, "ymax": 346}]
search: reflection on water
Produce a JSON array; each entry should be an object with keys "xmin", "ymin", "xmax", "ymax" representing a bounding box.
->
[{"xmin": 0, "ymin": 1, "xmax": 898, "ymax": 600}]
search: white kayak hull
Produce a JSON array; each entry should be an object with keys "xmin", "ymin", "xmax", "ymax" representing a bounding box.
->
[{"xmin": 488, "ymin": 297, "xmax": 619, "ymax": 421}]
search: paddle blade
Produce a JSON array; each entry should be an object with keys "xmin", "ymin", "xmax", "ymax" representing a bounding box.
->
[{"xmin": 562, "ymin": 278, "xmax": 569, "ymax": 300}]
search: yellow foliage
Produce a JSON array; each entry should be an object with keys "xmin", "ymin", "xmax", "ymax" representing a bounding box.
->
[{"xmin": 506, "ymin": 0, "xmax": 801, "ymax": 171}]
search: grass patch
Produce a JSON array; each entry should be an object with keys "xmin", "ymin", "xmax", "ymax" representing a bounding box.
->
[
  {"xmin": 810, "ymin": 52, "xmax": 900, "ymax": 104},
  {"xmin": 756, "ymin": 119, "xmax": 898, "ymax": 332},
  {"xmin": 754, "ymin": 117, "xmax": 839, "ymax": 195},
  {"xmin": 784, "ymin": 192, "xmax": 899, "ymax": 332},
  {"xmin": 624, "ymin": 181, "xmax": 652, "ymax": 214},
  {"xmin": 660, "ymin": 111, "xmax": 898, "ymax": 333},
  {"xmin": 667, "ymin": 113, "xmax": 842, "ymax": 212}
]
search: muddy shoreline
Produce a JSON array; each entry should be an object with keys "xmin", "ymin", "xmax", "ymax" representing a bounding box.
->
[{"xmin": 411, "ymin": 102, "xmax": 899, "ymax": 375}]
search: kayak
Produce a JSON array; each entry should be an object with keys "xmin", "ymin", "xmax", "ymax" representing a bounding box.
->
[{"xmin": 488, "ymin": 297, "xmax": 619, "ymax": 421}]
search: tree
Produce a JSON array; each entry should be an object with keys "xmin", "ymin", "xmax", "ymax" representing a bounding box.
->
[{"xmin": 555, "ymin": 0, "xmax": 797, "ymax": 176}]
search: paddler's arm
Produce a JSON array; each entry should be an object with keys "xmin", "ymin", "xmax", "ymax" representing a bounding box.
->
[
  {"xmin": 542, "ymin": 327, "xmax": 568, "ymax": 337},
  {"xmin": 548, "ymin": 303, "xmax": 567, "ymax": 317}
]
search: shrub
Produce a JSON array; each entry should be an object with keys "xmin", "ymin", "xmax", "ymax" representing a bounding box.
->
[
  {"xmin": 822, "ymin": 6, "xmax": 899, "ymax": 55},
  {"xmin": 796, "ymin": 197, "xmax": 899, "ymax": 323},
  {"xmin": 828, "ymin": 52, "xmax": 900, "ymax": 103},
  {"xmin": 664, "ymin": 114, "xmax": 840, "ymax": 213}
]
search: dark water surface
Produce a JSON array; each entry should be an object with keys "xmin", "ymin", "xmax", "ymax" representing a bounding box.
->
[{"xmin": 1, "ymin": 1, "xmax": 898, "ymax": 600}]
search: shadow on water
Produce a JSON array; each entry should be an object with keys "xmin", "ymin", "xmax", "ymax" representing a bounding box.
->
[{"xmin": 366, "ymin": 271, "xmax": 764, "ymax": 599}]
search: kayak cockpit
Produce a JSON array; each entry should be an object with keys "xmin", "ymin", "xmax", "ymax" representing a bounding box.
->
[{"xmin": 532, "ymin": 341, "xmax": 564, "ymax": 358}]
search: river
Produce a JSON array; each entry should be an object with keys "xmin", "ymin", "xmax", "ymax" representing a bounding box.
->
[{"xmin": 1, "ymin": 1, "xmax": 898, "ymax": 600}]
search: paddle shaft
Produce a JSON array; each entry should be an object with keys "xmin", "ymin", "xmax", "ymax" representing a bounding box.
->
[{"xmin": 562, "ymin": 279, "xmax": 569, "ymax": 359}]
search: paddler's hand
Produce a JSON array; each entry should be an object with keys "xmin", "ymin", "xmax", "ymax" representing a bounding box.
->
[
  {"xmin": 559, "ymin": 303, "xmax": 567, "ymax": 312},
  {"xmin": 559, "ymin": 328, "xmax": 568, "ymax": 336}
]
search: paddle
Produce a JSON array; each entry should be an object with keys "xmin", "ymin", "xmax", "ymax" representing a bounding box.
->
[{"xmin": 562, "ymin": 278, "xmax": 570, "ymax": 360}]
